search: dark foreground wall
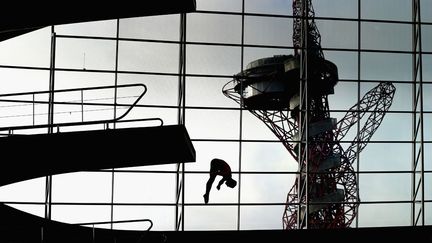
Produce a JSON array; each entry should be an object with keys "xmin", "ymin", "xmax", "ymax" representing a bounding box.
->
[
  {"xmin": 0, "ymin": 0, "xmax": 196, "ymax": 41},
  {"xmin": 166, "ymin": 226, "xmax": 432, "ymax": 242},
  {"xmin": 1, "ymin": 204, "xmax": 432, "ymax": 243}
]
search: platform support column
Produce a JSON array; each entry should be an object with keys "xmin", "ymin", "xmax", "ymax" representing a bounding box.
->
[
  {"xmin": 45, "ymin": 25, "xmax": 56, "ymax": 220},
  {"xmin": 176, "ymin": 12, "xmax": 187, "ymax": 231}
]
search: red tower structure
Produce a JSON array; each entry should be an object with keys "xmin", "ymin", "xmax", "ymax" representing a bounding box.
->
[{"xmin": 223, "ymin": 0, "xmax": 396, "ymax": 229}]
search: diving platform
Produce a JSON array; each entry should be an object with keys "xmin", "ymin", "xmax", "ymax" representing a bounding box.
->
[{"xmin": 0, "ymin": 124, "xmax": 195, "ymax": 186}]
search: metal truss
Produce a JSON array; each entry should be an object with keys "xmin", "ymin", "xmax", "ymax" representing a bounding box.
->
[
  {"xmin": 224, "ymin": 77, "xmax": 395, "ymax": 229},
  {"xmin": 223, "ymin": 0, "xmax": 397, "ymax": 229}
]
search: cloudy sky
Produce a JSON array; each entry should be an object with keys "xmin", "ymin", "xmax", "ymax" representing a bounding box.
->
[{"xmin": 0, "ymin": 0, "xmax": 431, "ymax": 231}]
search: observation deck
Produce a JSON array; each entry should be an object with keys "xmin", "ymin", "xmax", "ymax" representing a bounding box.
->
[{"xmin": 231, "ymin": 55, "xmax": 338, "ymax": 110}]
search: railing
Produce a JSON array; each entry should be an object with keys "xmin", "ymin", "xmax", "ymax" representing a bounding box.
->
[
  {"xmin": 0, "ymin": 83, "xmax": 163, "ymax": 134},
  {"xmin": 73, "ymin": 218, "xmax": 154, "ymax": 243},
  {"xmin": 75, "ymin": 218, "xmax": 153, "ymax": 231}
]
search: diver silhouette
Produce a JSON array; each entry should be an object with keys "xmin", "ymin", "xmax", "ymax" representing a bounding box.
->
[{"xmin": 203, "ymin": 158, "xmax": 237, "ymax": 204}]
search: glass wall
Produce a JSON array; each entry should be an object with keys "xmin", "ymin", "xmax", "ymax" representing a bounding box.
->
[{"xmin": 0, "ymin": 0, "xmax": 430, "ymax": 231}]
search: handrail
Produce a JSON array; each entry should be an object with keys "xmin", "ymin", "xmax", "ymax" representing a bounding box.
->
[
  {"xmin": 0, "ymin": 84, "xmax": 150, "ymax": 132},
  {"xmin": 0, "ymin": 98, "xmax": 134, "ymax": 109},
  {"xmin": 107, "ymin": 117, "xmax": 163, "ymax": 127},
  {"xmin": 0, "ymin": 118, "xmax": 164, "ymax": 137},
  {"xmin": 74, "ymin": 218, "xmax": 153, "ymax": 231}
]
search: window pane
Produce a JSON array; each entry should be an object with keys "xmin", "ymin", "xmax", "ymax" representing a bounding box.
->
[
  {"xmin": 52, "ymin": 172, "xmax": 112, "ymax": 203},
  {"xmin": 55, "ymin": 19, "xmax": 117, "ymax": 37},
  {"xmin": 361, "ymin": 23, "xmax": 411, "ymax": 51},
  {"xmin": 359, "ymin": 143, "xmax": 412, "ymax": 171},
  {"xmin": 188, "ymin": 13, "xmax": 241, "ymax": 44},
  {"xmin": 426, "ymin": 144, "xmax": 432, "ymax": 171},
  {"xmin": 184, "ymin": 206, "xmax": 237, "ymax": 230},
  {"xmin": 56, "ymin": 38, "xmax": 116, "ymax": 71},
  {"xmin": 423, "ymin": 25, "xmax": 432, "ymax": 52},
  {"xmin": 114, "ymin": 173, "xmax": 175, "ymax": 203},
  {"xmin": 361, "ymin": 53, "xmax": 412, "ymax": 81},
  {"xmin": 424, "ymin": 55, "xmax": 432, "ymax": 81},
  {"xmin": 0, "ymin": 69, "xmax": 48, "ymax": 94},
  {"xmin": 425, "ymin": 173, "xmax": 432, "ymax": 201},
  {"xmin": 427, "ymin": 203, "xmax": 432, "ymax": 225},
  {"xmin": 196, "ymin": 0, "xmax": 242, "ymax": 12},
  {"xmin": 358, "ymin": 203, "xmax": 411, "ymax": 227},
  {"xmin": 240, "ymin": 174, "xmax": 294, "ymax": 203},
  {"xmin": 240, "ymin": 206, "xmax": 285, "ymax": 230},
  {"xmin": 425, "ymin": 114, "xmax": 432, "ymax": 141},
  {"xmin": 422, "ymin": 0, "xmax": 432, "ymax": 23},
  {"xmin": 186, "ymin": 109, "xmax": 240, "ymax": 139},
  {"xmin": 361, "ymin": 0, "xmax": 412, "ymax": 21},
  {"xmin": 244, "ymin": 16, "xmax": 292, "ymax": 46},
  {"xmin": 318, "ymin": 20, "xmax": 357, "ymax": 49},
  {"xmin": 119, "ymin": 15, "xmax": 179, "ymax": 41},
  {"xmin": 186, "ymin": 45, "xmax": 241, "ymax": 76},
  {"xmin": 186, "ymin": 77, "xmax": 238, "ymax": 108},
  {"xmin": 241, "ymin": 142, "xmax": 297, "ymax": 172},
  {"xmin": 359, "ymin": 173, "xmax": 411, "ymax": 201},
  {"xmin": 245, "ymin": 0, "xmax": 292, "ymax": 15},
  {"xmin": 314, "ymin": 0, "xmax": 357, "ymax": 19},
  {"xmin": 54, "ymin": 71, "xmax": 115, "ymax": 89},
  {"xmin": 119, "ymin": 42, "xmax": 178, "ymax": 73}
]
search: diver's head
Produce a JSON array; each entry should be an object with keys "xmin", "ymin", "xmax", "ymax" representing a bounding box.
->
[{"xmin": 225, "ymin": 178, "xmax": 237, "ymax": 188}]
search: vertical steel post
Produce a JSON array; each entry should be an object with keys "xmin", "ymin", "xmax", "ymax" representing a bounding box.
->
[
  {"xmin": 45, "ymin": 25, "xmax": 56, "ymax": 220},
  {"xmin": 110, "ymin": 18, "xmax": 121, "ymax": 230},
  {"xmin": 176, "ymin": 12, "xmax": 187, "ymax": 231},
  {"xmin": 411, "ymin": 0, "xmax": 417, "ymax": 226},
  {"xmin": 355, "ymin": 0, "xmax": 361, "ymax": 228},
  {"xmin": 32, "ymin": 94, "xmax": 35, "ymax": 126},
  {"xmin": 81, "ymin": 90, "xmax": 84, "ymax": 122},
  {"xmin": 181, "ymin": 12, "xmax": 187, "ymax": 232},
  {"xmin": 237, "ymin": 0, "xmax": 245, "ymax": 231}
]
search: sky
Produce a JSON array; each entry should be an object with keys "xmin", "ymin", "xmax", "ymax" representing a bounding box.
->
[{"xmin": 0, "ymin": 0, "xmax": 431, "ymax": 231}]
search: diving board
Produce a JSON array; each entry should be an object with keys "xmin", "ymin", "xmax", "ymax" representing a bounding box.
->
[{"xmin": 0, "ymin": 124, "xmax": 195, "ymax": 186}]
